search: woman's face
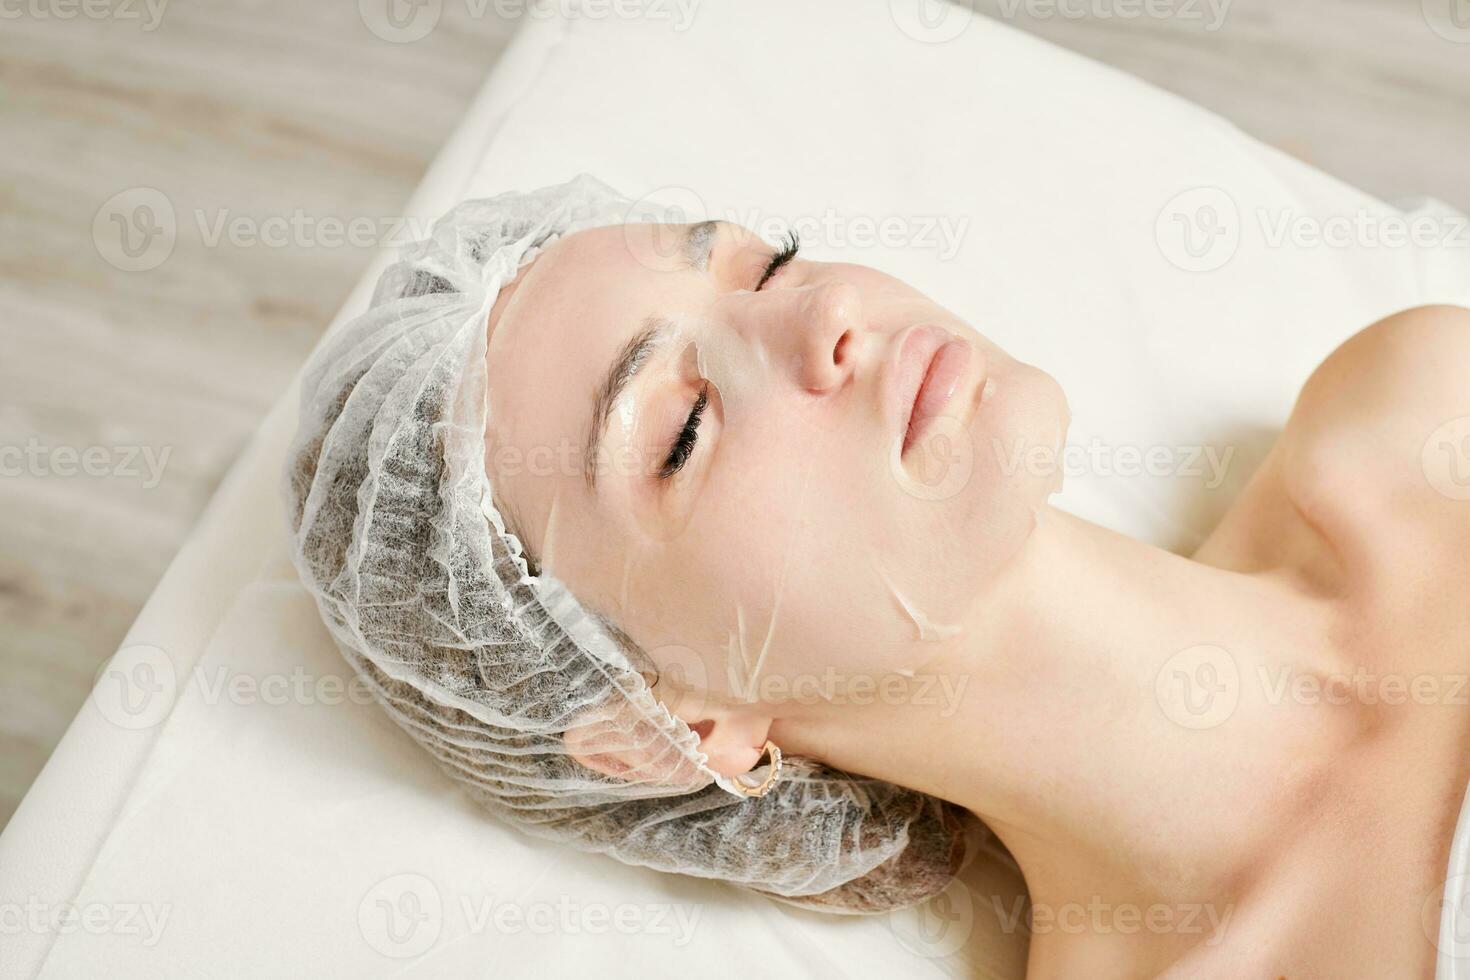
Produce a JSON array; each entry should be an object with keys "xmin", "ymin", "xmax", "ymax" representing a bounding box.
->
[{"xmin": 486, "ymin": 220, "xmax": 1068, "ymax": 714}]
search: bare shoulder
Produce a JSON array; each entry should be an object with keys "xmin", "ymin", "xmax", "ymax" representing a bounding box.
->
[
  {"xmin": 1294, "ymin": 305, "xmax": 1470, "ymax": 421},
  {"xmin": 1278, "ymin": 305, "xmax": 1470, "ymax": 559}
]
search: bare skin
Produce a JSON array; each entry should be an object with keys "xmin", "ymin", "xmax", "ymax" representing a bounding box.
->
[
  {"xmin": 484, "ymin": 218, "xmax": 1470, "ymax": 977},
  {"xmin": 1167, "ymin": 307, "xmax": 1470, "ymax": 979},
  {"xmin": 780, "ymin": 308, "xmax": 1470, "ymax": 977}
]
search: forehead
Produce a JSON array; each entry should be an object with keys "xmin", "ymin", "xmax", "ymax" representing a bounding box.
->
[
  {"xmin": 487, "ymin": 222, "xmax": 679, "ymax": 434},
  {"xmin": 483, "ymin": 223, "xmax": 690, "ymax": 560}
]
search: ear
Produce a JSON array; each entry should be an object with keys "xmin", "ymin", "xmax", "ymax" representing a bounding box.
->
[{"xmin": 565, "ymin": 700, "xmax": 773, "ymax": 783}]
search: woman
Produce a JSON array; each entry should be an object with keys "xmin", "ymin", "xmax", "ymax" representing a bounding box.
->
[{"xmin": 285, "ymin": 175, "xmax": 1470, "ymax": 977}]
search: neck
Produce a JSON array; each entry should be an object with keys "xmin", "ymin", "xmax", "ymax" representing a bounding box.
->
[{"xmin": 772, "ymin": 506, "xmax": 1343, "ymax": 971}]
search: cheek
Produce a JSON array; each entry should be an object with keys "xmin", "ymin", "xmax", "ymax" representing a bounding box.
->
[
  {"xmin": 652, "ymin": 415, "xmax": 923, "ymax": 689},
  {"xmin": 606, "ymin": 362, "xmax": 1070, "ymax": 698},
  {"xmin": 612, "ymin": 429, "xmax": 837, "ymax": 695}
]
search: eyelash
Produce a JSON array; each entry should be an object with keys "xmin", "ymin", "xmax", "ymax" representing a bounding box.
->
[
  {"xmin": 755, "ymin": 231, "xmax": 800, "ymax": 291},
  {"xmin": 658, "ymin": 233, "xmax": 800, "ymax": 481},
  {"xmin": 659, "ymin": 382, "xmax": 709, "ymax": 479}
]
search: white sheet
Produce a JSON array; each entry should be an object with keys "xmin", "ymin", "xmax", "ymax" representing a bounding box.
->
[{"xmin": 4, "ymin": 3, "xmax": 1468, "ymax": 977}]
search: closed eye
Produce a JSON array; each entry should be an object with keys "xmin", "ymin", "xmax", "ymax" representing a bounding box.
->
[
  {"xmin": 656, "ymin": 231, "xmax": 798, "ymax": 483},
  {"xmin": 659, "ymin": 382, "xmax": 709, "ymax": 480},
  {"xmin": 755, "ymin": 231, "xmax": 800, "ymax": 291}
]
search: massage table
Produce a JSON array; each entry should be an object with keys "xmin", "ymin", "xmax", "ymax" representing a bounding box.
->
[{"xmin": 4, "ymin": 2, "xmax": 1469, "ymax": 976}]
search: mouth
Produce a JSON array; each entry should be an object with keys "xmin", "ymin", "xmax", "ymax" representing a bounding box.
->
[{"xmin": 888, "ymin": 324, "xmax": 977, "ymax": 455}]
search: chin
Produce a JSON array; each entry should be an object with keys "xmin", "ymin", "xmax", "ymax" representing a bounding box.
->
[
  {"xmin": 879, "ymin": 356, "xmax": 1065, "ymax": 626},
  {"xmin": 954, "ymin": 359, "xmax": 1068, "ymax": 552}
]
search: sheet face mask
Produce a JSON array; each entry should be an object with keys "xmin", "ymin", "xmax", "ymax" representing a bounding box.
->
[
  {"xmin": 579, "ymin": 308, "xmax": 981, "ymax": 705},
  {"xmin": 588, "ymin": 316, "xmax": 804, "ymax": 701},
  {"xmin": 281, "ymin": 174, "xmax": 970, "ymax": 914}
]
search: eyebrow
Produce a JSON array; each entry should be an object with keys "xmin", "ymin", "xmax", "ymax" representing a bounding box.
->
[
  {"xmin": 584, "ymin": 317, "xmax": 668, "ymax": 489},
  {"xmin": 583, "ymin": 223, "xmax": 717, "ymax": 490},
  {"xmin": 684, "ymin": 220, "xmax": 719, "ymax": 271}
]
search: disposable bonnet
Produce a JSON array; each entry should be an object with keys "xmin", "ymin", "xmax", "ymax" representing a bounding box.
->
[{"xmin": 282, "ymin": 174, "xmax": 969, "ymax": 913}]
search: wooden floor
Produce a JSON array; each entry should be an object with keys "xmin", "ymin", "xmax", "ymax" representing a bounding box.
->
[{"xmin": 2, "ymin": 0, "xmax": 1467, "ymax": 830}]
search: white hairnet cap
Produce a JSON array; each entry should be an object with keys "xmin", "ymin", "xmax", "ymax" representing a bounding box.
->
[{"xmin": 282, "ymin": 174, "xmax": 968, "ymax": 913}]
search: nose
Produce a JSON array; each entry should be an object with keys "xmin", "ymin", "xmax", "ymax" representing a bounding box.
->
[{"xmin": 736, "ymin": 279, "xmax": 863, "ymax": 394}]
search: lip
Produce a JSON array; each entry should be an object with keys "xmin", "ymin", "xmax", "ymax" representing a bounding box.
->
[{"xmin": 885, "ymin": 325, "xmax": 978, "ymax": 455}]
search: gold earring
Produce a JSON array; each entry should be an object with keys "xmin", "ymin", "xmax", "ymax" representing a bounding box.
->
[{"xmin": 729, "ymin": 740, "xmax": 784, "ymax": 798}]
